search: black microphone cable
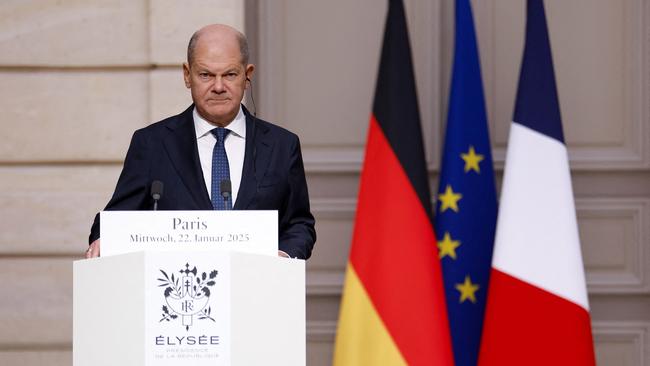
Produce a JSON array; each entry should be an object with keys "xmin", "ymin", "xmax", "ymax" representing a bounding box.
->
[{"xmin": 246, "ymin": 77, "xmax": 257, "ymax": 116}]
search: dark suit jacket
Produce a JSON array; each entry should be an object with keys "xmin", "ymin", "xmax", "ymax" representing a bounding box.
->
[{"xmin": 89, "ymin": 105, "xmax": 316, "ymax": 259}]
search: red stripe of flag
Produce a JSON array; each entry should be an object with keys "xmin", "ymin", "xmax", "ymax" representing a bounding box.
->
[
  {"xmin": 350, "ymin": 116, "xmax": 453, "ymax": 365},
  {"xmin": 479, "ymin": 269, "xmax": 595, "ymax": 365}
]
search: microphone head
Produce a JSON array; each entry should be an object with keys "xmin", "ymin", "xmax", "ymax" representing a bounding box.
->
[
  {"xmin": 151, "ymin": 180, "xmax": 164, "ymax": 200},
  {"xmin": 220, "ymin": 179, "xmax": 232, "ymax": 198}
]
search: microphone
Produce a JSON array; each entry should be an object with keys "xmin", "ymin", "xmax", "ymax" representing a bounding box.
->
[
  {"xmin": 220, "ymin": 179, "xmax": 232, "ymax": 210},
  {"xmin": 151, "ymin": 180, "xmax": 164, "ymax": 211},
  {"xmin": 246, "ymin": 77, "xmax": 257, "ymax": 116}
]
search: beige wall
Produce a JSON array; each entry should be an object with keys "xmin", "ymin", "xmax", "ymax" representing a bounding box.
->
[
  {"xmin": 1, "ymin": 1, "xmax": 649, "ymax": 365},
  {"xmin": 0, "ymin": 1, "xmax": 243, "ymax": 364}
]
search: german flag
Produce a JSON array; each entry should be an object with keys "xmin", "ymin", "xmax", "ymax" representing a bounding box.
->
[{"xmin": 333, "ymin": 1, "xmax": 454, "ymax": 365}]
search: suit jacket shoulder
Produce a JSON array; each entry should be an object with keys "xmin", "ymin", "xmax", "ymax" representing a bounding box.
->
[{"xmin": 133, "ymin": 105, "xmax": 195, "ymax": 141}]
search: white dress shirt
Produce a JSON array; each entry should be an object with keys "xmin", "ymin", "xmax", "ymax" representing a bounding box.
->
[{"xmin": 193, "ymin": 106, "xmax": 246, "ymax": 205}]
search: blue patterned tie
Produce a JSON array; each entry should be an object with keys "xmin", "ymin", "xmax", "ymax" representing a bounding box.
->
[{"xmin": 210, "ymin": 127, "xmax": 231, "ymax": 210}]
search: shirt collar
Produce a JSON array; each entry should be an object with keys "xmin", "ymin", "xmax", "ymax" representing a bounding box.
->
[{"xmin": 193, "ymin": 105, "xmax": 246, "ymax": 139}]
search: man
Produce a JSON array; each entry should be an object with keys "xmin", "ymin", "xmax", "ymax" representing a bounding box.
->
[{"xmin": 86, "ymin": 24, "xmax": 316, "ymax": 259}]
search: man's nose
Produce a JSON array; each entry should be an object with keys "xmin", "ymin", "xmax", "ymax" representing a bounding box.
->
[{"xmin": 212, "ymin": 77, "xmax": 226, "ymax": 93}]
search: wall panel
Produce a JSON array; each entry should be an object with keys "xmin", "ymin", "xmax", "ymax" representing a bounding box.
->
[
  {"xmin": 0, "ymin": 166, "xmax": 121, "ymax": 254},
  {"xmin": 476, "ymin": 0, "xmax": 650, "ymax": 170},
  {"xmin": 0, "ymin": 350, "xmax": 71, "ymax": 366},
  {"xmin": 0, "ymin": 258, "xmax": 73, "ymax": 345},
  {"xmin": 258, "ymin": 0, "xmax": 441, "ymax": 173},
  {"xmin": 0, "ymin": 0, "xmax": 148, "ymax": 66},
  {"xmin": 594, "ymin": 321, "xmax": 650, "ymax": 365},
  {"xmin": 149, "ymin": 0, "xmax": 244, "ymax": 65},
  {"xmin": 0, "ymin": 71, "xmax": 147, "ymax": 162},
  {"xmin": 579, "ymin": 198, "xmax": 650, "ymax": 294},
  {"xmin": 149, "ymin": 68, "xmax": 193, "ymax": 122}
]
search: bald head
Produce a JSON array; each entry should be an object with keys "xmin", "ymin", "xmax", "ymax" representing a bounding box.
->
[
  {"xmin": 187, "ymin": 24, "xmax": 249, "ymax": 67},
  {"xmin": 182, "ymin": 24, "xmax": 255, "ymax": 126}
]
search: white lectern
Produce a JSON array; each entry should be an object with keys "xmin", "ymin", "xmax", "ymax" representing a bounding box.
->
[{"xmin": 73, "ymin": 211, "xmax": 305, "ymax": 366}]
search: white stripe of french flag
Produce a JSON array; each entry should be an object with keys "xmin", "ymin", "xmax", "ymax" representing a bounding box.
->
[{"xmin": 493, "ymin": 122, "xmax": 588, "ymax": 310}]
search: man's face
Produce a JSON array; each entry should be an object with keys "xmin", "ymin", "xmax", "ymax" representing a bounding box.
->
[{"xmin": 183, "ymin": 33, "xmax": 254, "ymax": 126}]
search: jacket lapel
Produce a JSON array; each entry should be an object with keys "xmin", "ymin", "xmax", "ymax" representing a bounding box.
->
[
  {"xmin": 234, "ymin": 108, "xmax": 273, "ymax": 209},
  {"xmin": 162, "ymin": 105, "xmax": 213, "ymax": 210}
]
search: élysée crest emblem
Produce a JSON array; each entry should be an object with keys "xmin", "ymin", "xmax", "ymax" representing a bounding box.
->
[{"xmin": 157, "ymin": 263, "xmax": 218, "ymax": 331}]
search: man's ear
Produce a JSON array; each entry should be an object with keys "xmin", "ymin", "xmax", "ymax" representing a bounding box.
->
[
  {"xmin": 182, "ymin": 63, "xmax": 192, "ymax": 88},
  {"xmin": 245, "ymin": 64, "xmax": 255, "ymax": 87}
]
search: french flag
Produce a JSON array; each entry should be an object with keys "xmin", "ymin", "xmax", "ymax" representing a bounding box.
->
[{"xmin": 478, "ymin": 1, "xmax": 596, "ymax": 365}]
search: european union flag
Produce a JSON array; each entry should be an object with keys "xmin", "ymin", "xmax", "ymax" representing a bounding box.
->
[{"xmin": 434, "ymin": 1, "xmax": 497, "ymax": 365}]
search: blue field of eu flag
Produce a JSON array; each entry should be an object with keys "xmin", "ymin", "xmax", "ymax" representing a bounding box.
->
[{"xmin": 434, "ymin": 0, "xmax": 497, "ymax": 365}]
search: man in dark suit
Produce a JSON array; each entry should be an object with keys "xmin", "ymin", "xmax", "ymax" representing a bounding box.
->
[{"xmin": 86, "ymin": 24, "xmax": 315, "ymax": 259}]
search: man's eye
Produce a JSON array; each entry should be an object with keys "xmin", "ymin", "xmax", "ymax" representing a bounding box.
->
[{"xmin": 199, "ymin": 73, "xmax": 210, "ymax": 79}]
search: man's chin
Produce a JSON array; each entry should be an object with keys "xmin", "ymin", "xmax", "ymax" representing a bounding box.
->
[{"xmin": 198, "ymin": 105, "xmax": 237, "ymax": 126}]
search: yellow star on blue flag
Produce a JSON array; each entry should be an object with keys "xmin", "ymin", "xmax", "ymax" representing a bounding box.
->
[{"xmin": 461, "ymin": 146, "xmax": 484, "ymax": 173}]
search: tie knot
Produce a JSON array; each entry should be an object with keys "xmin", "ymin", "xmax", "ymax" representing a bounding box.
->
[{"xmin": 211, "ymin": 127, "xmax": 230, "ymax": 142}]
